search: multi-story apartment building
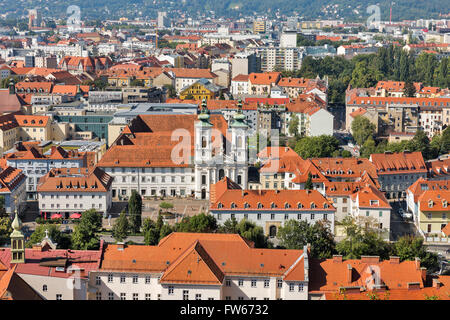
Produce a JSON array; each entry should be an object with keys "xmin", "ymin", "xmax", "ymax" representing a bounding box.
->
[
  {"xmin": 210, "ymin": 177, "xmax": 335, "ymax": 237},
  {"xmin": 37, "ymin": 167, "xmax": 113, "ymax": 219},
  {"xmin": 255, "ymin": 47, "xmax": 303, "ymax": 72},
  {"xmin": 5, "ymin": 145, "xmax": 87, "ymax": 199},
  {"xmin": 88, "ymin": 233, "xmax": 309, "ymax": 300},
  {"xmin": 370, "ymin": 151, "xmax": 428, "ymax": 199}
]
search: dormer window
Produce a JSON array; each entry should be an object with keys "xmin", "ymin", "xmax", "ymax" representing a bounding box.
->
[
  {"xmin": 284, "ymin": 203, "xmax": 290, "ymax": 209},
  {"xmin": 231, "ymin": 202, "xmax": 236, "ymax": 209},
  {"xmin": 271, "ymin": 202, "xmax": 276, "ymax": 209},
  {"xmin": 297, "ymin": 202, "xmax": 303, "ymax": 209},
  {"xmin": 370, "ymin": 200, "xmax": 379, "ymax": 206},
  {"xmin": 244, "ymin": 202, "xmax": 250, "ymax": 209},
  {"xmin": 310, "ymin": 202, "xmax": 316, "ymax": 209},
  {"xmin": 443, "ymin": 200, "xmax": 447, "ymax": 208},
  {"xmin": 324, "ymin": 203, "xmax": 328, "ymax": 209},
  {"xmin": 257, "ymin": 202, "xmax": 263, "ymax": 209},
  {"xmin": 218, "ymin": 203, "xmax": 223, "ymax": 209},
  {"xmin": 428, "ymin": 200, "xmax": 433, "ymax": 208}
]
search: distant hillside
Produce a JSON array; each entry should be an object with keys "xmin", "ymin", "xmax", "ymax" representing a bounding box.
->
[{"xmin": 0, "ymin": 0, "xmax": 445, "ymax": 22}]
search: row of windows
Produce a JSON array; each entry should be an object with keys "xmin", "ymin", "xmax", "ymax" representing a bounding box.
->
[
  {"xmin": 97, "ymin": 274, "xmax": 155, "ymax": 284},
  {"xmin": 42, "ymin": 203, "xmax": 102, "ymax": 209},
  {"xmin": 217, "ymin": 213, "xmax": 328, "ymax": 221},
  {"xmin": 218, "ymin": 202, "xmax": 329, "ymax": 209}
]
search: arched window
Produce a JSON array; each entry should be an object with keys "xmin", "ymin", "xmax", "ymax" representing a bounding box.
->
[
  {"xmin": 284, "ymin": 203, "xmax": 290, "ymax": 209},
  {"xmin": 257, "ymin": 202, "xmax": 263, "ymax": 209},
  {"xmin": 231, "ymin": 202, "xmax": 236, "ymax": 209},
  {"xmin": 297, "ymin": 202, "xmax": 303, "ymax": 209},
  {"xmin": 218, "ymin": 203, "xmax": 223, "ymax": 209},
  {"xmin": 237, "ymin": 175, "xmax": 242, "ymax": 185},
  {"xmin": 324, "ymin": 203, "xmax": 328, "ymax": 209},
  {"xmin": 310, "ymin": 202, "xmax": 316, "ymax": 209},
  {"xmin": 271, "ymin": 202, "xmax": 276, "ymax": 209},
  {"xmin": 244, "ymin": 202, "xmax": 250, "ymax": 209},
  {"xmin": 201, "ymin": 136, "xmax": 207, "ymax": 148}
]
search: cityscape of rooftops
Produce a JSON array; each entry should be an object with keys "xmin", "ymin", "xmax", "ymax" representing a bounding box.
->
[{"xmin": 0, "ymin": 0, "xmax": 448, "ymax": 309}]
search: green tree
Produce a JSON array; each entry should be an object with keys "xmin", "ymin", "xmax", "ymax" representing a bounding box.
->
[
  {"xmin": 112, "ymin": 210, "xmax": 129, "ymax": 242},
  {"xmin": 175, "ymin": 213, "xmax": 217, "ymax": 233},
  {"xmin": 403, "ymin": 81, "xmax": 416, "ymax": 97},
  {"xmin": 288, "ymin": 114, "xmax": 299, "ymax": 136},
  {"xmin": 336, "ymin": 217, "xmax": 393, "ymax": 260},
  {"xmin": 0, "ymin": 217, "xmax": 12, "ymax": 245},
  {"xmin": 128, "ymin": 190, "xmax": 142, "ymax": 233},
  {"xmin": 71, "ymin": 209, "xmax": 102, "ymax": 250},
  {"xmin": 159, "ymin": 224, "xmax": 173, "ymax": 241},
  {"xmin": 159, "ymin": 202, "xmax": 174, "ymax": 211},
  {"xmin": 305, "ymin": 172, "xmax": 313, "ymax": 190},
  {"xmin": 27, "ymin": 224, "xmax": 71, "ymax": 249},
  {"xmin": 351, "ymin": 116, "xmax": 376, "ymax": 146},
  {"xmin": 393, "ymin": 236, "xmax": 439, "ymax": 272},
  {"xmin": 0, "ymin": 196, "xmax": 6, "ymax": 218},
  {"xmin": 294, "ymin": 135, "xmax": 339, "ymax": 158},
  {"xmin": 278, "ymin": 220, "xmax": 335, "ymax": 258},
  {"xmin": 219, "ymin": 218, "xmax": 270, "ymax": 248}
]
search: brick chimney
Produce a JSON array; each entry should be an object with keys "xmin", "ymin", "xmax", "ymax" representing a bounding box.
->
[
  {"xmin": 415, "ymin": 257, "xmax": 421, "ymax": 270},
  {"xmin": 389, "ymin": 256, "xmax": 400, "ymax": 264},
  {"xmin": 420, "ymin": 267, "xmax": 427, "ymax": 283},
  {"xmin": 361, "ymin": 256, "xmax": 380, "ymax": 264},
  {"xmin": 117, "ymin": 243, "xmax": 126, "ymax": 251},
  {"xmin": 347, "ymin": 264, "xmax": 353, "ymax": 284},
  {"xmin": 333, "ymin": 255, "xmax": 343, "ymax": 263}
]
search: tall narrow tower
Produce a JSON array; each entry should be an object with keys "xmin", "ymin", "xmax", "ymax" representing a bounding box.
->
[
  {"xmin": 10, "ymin": 212, "xmax": 25, "ymax": 264},
  {"xmin": 228, "ymin": 99, "xmax": 248, "ymax": 188}
]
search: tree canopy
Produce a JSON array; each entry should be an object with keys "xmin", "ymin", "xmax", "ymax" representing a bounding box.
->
[
  {"xmin": 294, "ymin": 135, "xmax": 340, "ymax": 158},
  {"xmin": 71, "ymin": 209, "xmax": 102, "ymax": 250}
]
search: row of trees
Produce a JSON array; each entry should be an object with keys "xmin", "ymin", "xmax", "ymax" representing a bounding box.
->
[{"xmin": 352, "ymin": 115, "xmax": 450, "ymax": 160}]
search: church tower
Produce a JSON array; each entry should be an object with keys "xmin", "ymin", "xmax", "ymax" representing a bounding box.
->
[
  {"xmin": 227, "ymin": 99, "xmax": 248, "ymax": 188},
  {"xmin": 10, "ymin": 212, "xmax": 25, "ymax": 264},
  {"xmin": 194, "ymin": 99, "xmax": 213, "ymax": 199}
]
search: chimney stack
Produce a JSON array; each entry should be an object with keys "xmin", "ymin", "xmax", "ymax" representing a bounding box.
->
[
  {"xmin": 347, "ymin": 264, "xmax": 352, "ymax": 284},
  {"xmin": 117, "ymin": 242, "xmax": 126, "ymax": 251},
  {"xmin": 333, "ymin": 255, "xmax": 343, "ymax": 263},
  {"xmin": 389, "ymin": 256, "xmax": 400, "ymax": 264},
  {"xmin": 420, "ymin": 267, "xmax": 427, "ymax": 283},
  {"xmin": 415, "ymin": 257, "xmax": 421, "ymax": 270},
  {"xmin": 361, "ymin": 256, "xmax": 380, "ymax": 264}
]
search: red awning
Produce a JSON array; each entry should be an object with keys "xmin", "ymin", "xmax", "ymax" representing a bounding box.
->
[
  {"xmin": 70, "ymin": 213, "xmax": 82, "ymax": 219},
  {"xmin": 51, "ymin": 213, "xmax": 62, "ymax": 219}
]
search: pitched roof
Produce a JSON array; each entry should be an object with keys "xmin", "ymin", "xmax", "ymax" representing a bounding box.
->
[
  {"xmin": 370, "ymin": 152, "xmax": 427, "ymax": 174},
  {"xmin": 210, "ymin": 177, "xmax": 334, "ymax": 211},
  {"xmin": 417, "ymin": 190, "xmax": 450, "ymax": 212},
  {"xmin": 248, "ymin": 72, "xmax": 281, "ymax": 85},
  {"xmin": 100, "ymin": 233, "xmax": 306, "ymax": 279},
  {"xmin": 0, "ymin": 265, "xmax": 42, "ymax": 300},
  {"xmin": 169, "ymin": 68, "xmax": 217, "ymax": 79},
  {"xmin": 407, "ymin": 178, "xmax": 450, "ymax": 203},
  {"xmin": 14, "ymin": 115, "xmax": 49, "ymax": 127},
  {"xmin": 308, "ymin": 257, "xmax": 425, "ymax": 294},
  {"xmin": 351, "ymin": 184, "xmax": 391, "ymax": 209},
  {"xmin": 37, "ymin": 167, "xmax": 112, "ymax": 193}
]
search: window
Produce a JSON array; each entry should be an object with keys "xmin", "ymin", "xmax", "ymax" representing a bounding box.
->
[
  {"xmin": 195, "ymin": 294, "xmax": 202, "ymax": 300},
  {"xmin": 311, "ymin": 214, "xmax": 315, "ymax": 220},
  {"xmin": 145, "ymin": 294, "xmax": 151, "ymax": 300},
  {"xmin": 183, "ymin": 290, "xmax": 189, "ymax": 300},
  {"xmin": 95, "ymin": 276, "xmax": 101, "ymax": 285},
  {"xmin": 238, "ymin": 297, "xmax": 244, "ymax": 300},
  {"xmin": 120, "ymin": 293, "xmax": 126, "ymax": 300},
  {"xmin": 238, "ymin": 279, "xmax": 244, "ymax": 286},
  {"xmin": 257, "ymin": 213, "xmax": 261, "ymax": 220},
  {"xmin": 133, "ymin": 275, "xmax": 138, "ymax": 284},
  {"xmin": 289, "ymin": 283, "xmax": 295, "ymax": 292},
  {"xmin": 251, "ymin": 279, "xmax": 257, "ymax": 287},
  {"xmin": 251, "ymin": 297, "xmax": 257, "ymax": 300},
  {"xmin": 277, "ymin": 279, "xmax": 283, "ymax": 288},
  {"xmin": 133, "ymin": 293, "xmax": 139, "ymax": 300},
  {"xmin": 168, "ymin": 286, "xmax": 174, "ymax": 295},
  {"xmin": 120, "ymin": 275, "xmax": 126, "ymax": 283},
  {"xmin": 108, "ymin": 292, "xmax": 114, "ymax": 300},
  {"xmin": 43, "ymin": 285, "xmax": 47, "ymax": 292},
  {"xmin": 108, "ymin": 274, "xmax": 113, "ymax": 283},
  {"xmin": 298, "ymin": 283, "xmax": 304, "ymax": 292},
  {"xmin": 284, "ymin": 214, "xmax": 289, "ymax": 220},
  {"xmin": 264, "ymin": 280, "xmax": 270, "ymax": 288},
  {"xmin": 226, "ymin": 279, "xmax": 231, "ymax": 287},
  {"xmin": 56, "ymin": 294, "xmax": 62, "ymax": 300},
  {"xmin": 96, "ymin": 292, "xmax": 102, "ymax": 300},
  {"xmin": 145, "ymin": 276, "xmax": 151, "ymax": 284},
  {"xmin": 225, "ymin": 296, "xmax": 231, "ymax": 300}
]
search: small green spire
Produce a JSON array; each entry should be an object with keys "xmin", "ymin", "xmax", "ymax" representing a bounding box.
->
[
  {"xmin": 10, "ymin": 212, "xmax": 23, "ymax": 238},
  {"xmin": 198, "ymin": 98, "xmax": 212, "ymax": 125}
]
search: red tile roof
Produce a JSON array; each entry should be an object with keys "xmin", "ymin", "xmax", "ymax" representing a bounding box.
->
[{"xmin": 370, "ymin": 152, "xmax": 427, "ymax": 174}]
